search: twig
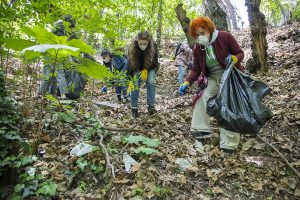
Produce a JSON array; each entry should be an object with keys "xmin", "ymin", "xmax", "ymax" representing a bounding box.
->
[
  {"xmin": 102, "ymin": 126, "xmax": 147, "ymax": 133},
  {"xmin": 98, "ymin": 132, "xmax": 115, "ymax": 179},
  {"xmin": 129, "ymin": 112, "xmax": 159, "ymax": 131},
  {"xmin": 88, "ymin": 99, "xmax": 115, "ymax": 179},
  {"xmin": 257, "ymin": 135, "xmax": 300, "ymax": 179},
  {"xmin": 120, "ymin": 100, "xmax": 186, "ymax": 154}
]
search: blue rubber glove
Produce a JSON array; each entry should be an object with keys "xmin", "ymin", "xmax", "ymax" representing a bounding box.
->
[
  {"xmin": 101, "ymin": 86, "xmax": 107, "ymax": 93},
  {"xmin": 179, "ymin": 81, "xmax": 189, "ymax": 96}
]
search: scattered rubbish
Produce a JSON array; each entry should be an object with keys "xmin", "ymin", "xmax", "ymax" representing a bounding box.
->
[
  {"xmin": 93, "ymin": 101, "xmax": 120, "ymax": 109},
  {"xmin": 123, "ymin": 153, "xmax": 138, "ymax": 172},
  {"xmin": 245, "ymin": 156, "xmax": 263, "ymax": 166},
  {"xmin": 70, "ymin": 143, "xmax": 96, "ymax": 156},
  {"xmin": 175, "ymin": 158, "xmax": 193, "ymax": 171},
  {"xmin": 195, "ymin": 140, "xmax": 205, "ymax": 153},
  {"xmin": 27, "ymin": 167, "xmax": 36, "ymax": 177},
  {"xmin": 38, "ymin": 148, "xmax": 46, "ymax": 158}
]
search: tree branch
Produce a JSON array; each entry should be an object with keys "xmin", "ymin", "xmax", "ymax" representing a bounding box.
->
[{"xmin": 257, "ymin": 135, "xmax": 300, "ymax": 180}]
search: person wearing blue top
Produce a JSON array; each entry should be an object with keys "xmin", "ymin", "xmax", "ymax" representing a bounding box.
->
[{"xmin": 101, "ymin": 49, "xmax": 129, "ymax": 102}]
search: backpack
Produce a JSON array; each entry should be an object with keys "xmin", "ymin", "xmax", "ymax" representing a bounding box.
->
[{"xmin": 174, "ymin": 43, "xmax": 184, "ymax": 59}]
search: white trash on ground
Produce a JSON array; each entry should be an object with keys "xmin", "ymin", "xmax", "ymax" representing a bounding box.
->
[
  {"xmin": 175, "ymin": 158, "xmax": 193, "ymax": 171},
  {"xmin": 195, "ymin": 140, "xmax": 205, "ymax": 153},
  {"xmin": 70, "ymin": 143, "xmax": 95, "ymax": 156},
  {"xmin": 123, "ymin": 152, "xmax": 138, "ymax": 172}
]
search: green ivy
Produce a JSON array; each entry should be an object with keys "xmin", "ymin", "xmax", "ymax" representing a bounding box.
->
[
  {"xmin": 0, "ymin": 67, "xmax": 46, "ymax": 199},
  {"xmin": 0, "ymin": 67, "xmax": 21, "ymax": 175}
]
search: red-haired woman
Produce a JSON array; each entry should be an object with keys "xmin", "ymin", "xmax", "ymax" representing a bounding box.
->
[{"xmin": 179, "ymin": 16, "xmax": 244, "ymax": 153}]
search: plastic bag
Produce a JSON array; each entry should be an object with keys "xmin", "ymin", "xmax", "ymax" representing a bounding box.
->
[
  {"xmin": 123, "ymin": 153, "xmax": 138, "ymax": 172},
  {"xmin": 207, "ymin": 57, "xmax": 272, "ymax": 135},
  {"xmin": 175, "ymin": 158, "xmax": 193, "ymax": 171},
  {"xmin": 70, "ymin": 143, "xmax": 94, "ymax": 156},
  {"xmin": 65, "ymin": 70, "xmax": 88, "ymax": 100}
]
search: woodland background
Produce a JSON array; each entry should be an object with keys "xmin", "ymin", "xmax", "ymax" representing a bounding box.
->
[{"xmin": 0, "ymin": 0, "xmax": 300, "ymax": 199}]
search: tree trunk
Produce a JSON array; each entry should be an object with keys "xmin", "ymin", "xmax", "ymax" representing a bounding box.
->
[
  {"xmin": 174, "ymin": 3, "xmax": 196, "ymax": 48},
  {"xmin": 223, "ymin": 0, "xmax": 238, "ymax": 30},
  {"xmin": 156, "ymin": 0, "xmax": 163, "ymax": 49},
  {"xmin": 217, "ymin": 0, "xmax": 232, "ymax": 30},
  {"xmin": 203, "ymin": 0, "xmax": 228, "ymax": 31},
  {"xmin": 245, "ymin": 0, "xmax": 268, "ymax": 74},
  {"xmin": 278, "ymin": 3, "xmax": 288, "ymax": 25}
]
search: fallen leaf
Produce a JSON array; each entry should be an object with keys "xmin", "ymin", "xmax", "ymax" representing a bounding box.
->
[
  {"xmin": 291, "ymin": 160, "xmax": 300, "ymax": 166},
  {"xmin": 113, "ymin": 179, "xmax": 131, "ymax": 184},
  {"xmin": 212, "ymin": 186, "xmax": 223, "ymax": 194},
  {"xmin": 176, "ymin": 174, "xmax": 187, "ymax": 184},
  {"xmin": 295, "ymin": 187, "xmax": 300, "ymax": 197},
  {"xmin": 251, "ymin": 182, "xmax": 263, "ymax": 191},
  {"xmin": 242, "ymin": 139, "xmax": 256, "ymax": 151},
  {"xmin": 41, "ymin": 134, "xmax": 51, "ymax": 143},
  {"xmin": 53, "ymin": 174, "xmax": 64, "ymax": 181},
  {"xmin": 187, "ymin": 166, "xmax": 200, "ymax": 172},
  {"xmin": 131, "ymin": 163, "xmax": 141, "ymax": 172}
]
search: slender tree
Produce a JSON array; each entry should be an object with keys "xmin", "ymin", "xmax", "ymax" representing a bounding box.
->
[
  {"xmin": 174, "ymin": 3, "xmax": 197, "ymax": 47},
  {"xmin": 203, "ymin": 0, "xmax": 228, "ymax": 31},
  {"xmin": 245, "ymin": 0, "xmax": 268, "ymax": 74},
  {"xmin": 156, "ymin": 0, "xmax": 163, "ymax": 49},
  {"xmin": 223, "ymin": 0, "xmax": 238, "ymax": 30},
  {"xmin": 217, "ymin": 0, "xmax": 232, "ymax": 30}
]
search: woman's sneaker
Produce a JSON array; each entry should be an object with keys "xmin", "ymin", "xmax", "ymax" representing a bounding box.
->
[
  {"xmin": 190, "ymin": 130, "xmax": 213, "ymax": 139},
  {"xmin": 221, "ymin": 148, "xmax": 235, "ymax": 154},
  {"xmin": 131, "ymin": 108, "xmax": 139, "ymax": 119},
  {"xmin": 148, "ymin": 106, "xmax": 157, "ymax": 115}
]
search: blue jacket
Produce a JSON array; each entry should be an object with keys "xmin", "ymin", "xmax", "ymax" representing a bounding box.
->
[
  {"xmin": 105, "ymin": 55, "xmax": 128, "ymax": 72},
  {"xmin": 112, "ymin": 55, "xmax": 127, "ymax": 71}
]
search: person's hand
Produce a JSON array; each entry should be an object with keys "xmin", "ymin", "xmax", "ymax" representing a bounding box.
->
[
  {"xmin": 179, "ymin": 81, "xmax": 189, "ymax": 96},
  {"xmin": 127, "ymin": 80, "xmax": 134, "ymax": 95},
  {"xmin": 188, "ymin": 62, "xmax": 193, "ymax": 70},
  {"xmin": 231, "ymin": 55, "xmax": 238, "ymax": 65},
  {"xmin": 101, "ymin": 86, "xmax": 107, "ymax": 93},
  {"xmin": 140, "ymin": 69, "xmax": 148, "ymax": 81}
]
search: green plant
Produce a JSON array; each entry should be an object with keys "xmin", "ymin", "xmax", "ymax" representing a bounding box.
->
[
  {"xmin": 123, "ymin": 135, "xmax": 160, "ymax": 155},
  {"xmin": 260, "ymin": 0, "xmax": 299, "ymax": 25},
  {"xmin": 154, "ymin": 186, "xmax": 169, "ymax": 196},
  {"xmin": 35, "ymin": 181, "xmax": 58, "ymax": 196},
  {"xmin": 76, "ymin": 157, "xmax": 105, "ymax": 174},
  {"xmin": 206, "ymin": 188, "xmax": 214, "ymax": 196},
  {"xmin": 10, "ymin": 167, "xmax": 57, "ymax": 199},
  {"xmin": 79, "ymin": 181, "xmax": 87, "ymax": 192},
  {"xmin": 0, "ymin": 67, "xmax": 31, "ymax": 198}
]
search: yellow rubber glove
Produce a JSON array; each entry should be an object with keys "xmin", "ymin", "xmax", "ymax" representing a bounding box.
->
[
  {"xmin": 127, "ymin": 80, "xmax": 134, "ymax": 95},
  {"xmin": 231, "ymin": 55, "xmax": 238, "ymax": 65},
  {"xmin": 140, "ymin": 69, "xmax": 148, "ymax": 81}
]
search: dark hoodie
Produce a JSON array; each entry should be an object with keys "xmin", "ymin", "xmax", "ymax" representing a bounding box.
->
[
  {"xmin": 127, "ymin": 39, "xmax": 159, "ymax": 76},
  {"xmin": 186, "ymin": 30, "xmax": 244, "ymax": 85}
]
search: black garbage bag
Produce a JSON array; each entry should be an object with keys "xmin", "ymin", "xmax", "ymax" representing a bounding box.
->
[
  {"xmin": 65, "ymin": 70, "xmax": 88, "ymax": 100},
  {"xmin": 207, "ymin": 57, "xmax": 273, "ymax": 135}
]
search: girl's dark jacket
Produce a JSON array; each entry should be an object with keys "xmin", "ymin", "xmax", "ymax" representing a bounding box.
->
[{"xmin": 127, "ymin": 39, "xmax": 159, "ymax": 76}]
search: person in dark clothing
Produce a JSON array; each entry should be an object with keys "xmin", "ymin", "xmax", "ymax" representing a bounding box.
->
[
  {"xmin": 179, "ymin": 16, "xmax": 244, "ymax": 152},
  {"xmin": 38, "ymin": 15, "xmax": 76, "ymax": 99},
  {"xmin": 100, "ymin": 49, "xmax": 129, "ymax": 102},
  {"xmin": 38, "ymin": 15, "xmax": 88, "ymax": 100},
  {"xmin": 127, "ymin": 30, "xmax": 159, "ymax": 118}
]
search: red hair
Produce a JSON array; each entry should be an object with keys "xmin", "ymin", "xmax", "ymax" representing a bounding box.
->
[{"xmin": 189, "ymin": 16, "xmax": 216, "ymax": 38}]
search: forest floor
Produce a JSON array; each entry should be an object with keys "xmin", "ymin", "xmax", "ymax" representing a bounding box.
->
[{"xmin": 4, "ymin": 23, "xmax": 300, "ymax": 200}]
